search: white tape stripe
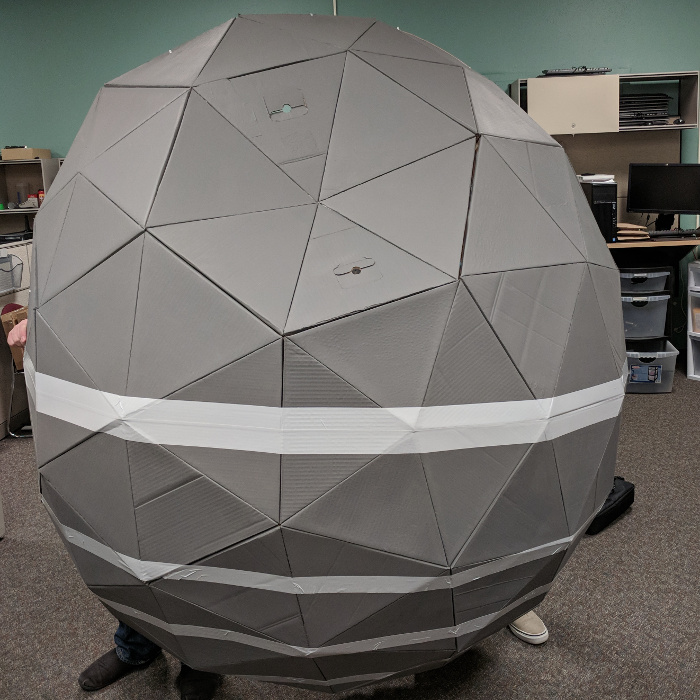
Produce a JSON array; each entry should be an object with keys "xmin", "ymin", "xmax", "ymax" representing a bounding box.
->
[
  {"xmin": 45, "ymin": 497, "xmax": 576, "ymax": 592},
  {"xmin": 100, "ymin": 584, "xmax": 550, "ymax": 657},
  {"xmin": 28, "ymin": 363, "xmax": 625, "ymax": 454}
]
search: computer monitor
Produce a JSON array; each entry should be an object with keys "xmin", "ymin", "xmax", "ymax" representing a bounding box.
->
[{"xmin": 627, "ymin": 163, "xmax": 700, "ymax": 229}]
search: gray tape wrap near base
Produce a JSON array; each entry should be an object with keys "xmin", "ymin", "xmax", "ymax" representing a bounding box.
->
[
  {"xmin": 45, "ymin": 496, "xmax": 578, "ymax": 590},
  {"xmin": 100, "ymin": 583, "xmax": 551, "ymax": 658}
]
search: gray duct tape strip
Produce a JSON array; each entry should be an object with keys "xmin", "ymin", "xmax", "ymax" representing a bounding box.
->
[
  {"xmin": 45, "ymin": 495, "xmax": 576, "ymax": 591},
  {"xmin": 164, "ymin": 537, "xmax": 571, "ymax": 592},
  {"xmin": 28, "ymin": 359, "xmax": 625, "ymax": 454},
  {"xmin": 235, "ymin": 671, "xmax": 395, "ymax": 687},
  {"xmin": 100, "ymin": 584, "xmax": 550, "ymax": 658}
]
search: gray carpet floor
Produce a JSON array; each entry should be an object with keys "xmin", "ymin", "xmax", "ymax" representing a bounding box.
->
[{"xmin": 1, "ymin": 370, "xmax": 699, "ymax": 700}]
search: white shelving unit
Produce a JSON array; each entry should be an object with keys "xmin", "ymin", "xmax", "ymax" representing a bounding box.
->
[
  {"xmin": 0, "ymin": 157, "xmax": 59, "ymax": 237},
  {"xmin": 688, "ymin": 261, "xmax": 700, "ymax": 380}
]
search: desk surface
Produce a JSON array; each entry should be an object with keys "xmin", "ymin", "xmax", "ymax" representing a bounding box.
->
[{"xmin": 608, "ymin": 238, "xmax": 700, "ymax": 248}]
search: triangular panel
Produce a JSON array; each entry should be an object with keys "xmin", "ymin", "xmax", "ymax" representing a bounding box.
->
[
  {"xmin": 526, "ymin": 142, "xmax": 591, "ymax": 256},
  {"xmin": 291, "ymin": 283, "xmax": 456, "ymax": 407},
  {"xmin": 463, "ymin": 69, "xmax": 557, "ymax": 145},
  {"xmin": 149, "ymin": 584, "xmax": 287, "ymax": 641},
  {"xmin": 108, "ymin": 19, "xmax": 234, "ymax": 87},
  {"xmin": 594, "ymin": 416, "xmax": 621, "ymax": 509},
  {"xmin": 126, "ymin": 235, "xmax": 278, "ymax": 399},
  {"xmin": 35, "ymin": 312, "xmax": 101, "ymax": 389},
  {"xmin": 196, "ymin": 528, "xmax": 291, "ymax": 576},
  {"xmin": 42, "ymin": 176, "xmax": 143, "ymax": 303},
  {"xmin": 286, "ymin": 453, "xmax": 447, "ymax": 565},
  {"xmin": 297, "ymin": 588, "xmax": 404, "ymax": 648},
  {"xmin": 148, "ymin": 92, "xmax": 312, "ymax": 227},
  {"xmin": 159, "ymin": 583, "xmax": 309, "ymax": 647},
  {"xmin": 39, "ymin": 236, "xmax": 144, "ymax": 395},
  {"xmin": 195, "ymin": 16, "xmax": 342, "ymax": 84},
  {"xmin": 150, "ymin": 204, "xmax": 316, "ymax": 331},
  {"xmin": 568, "ymin": 166, "xmax": 618, "ymax": 269},
  {"xmin": 83, "ymin": 94, "xmax": 187, "ymax": 227},
  {"xmin": 324, "ymin": 139, "xmax": 475, "ymax": 277},
  {"xmin": 283, "ymin": 340, "xmax": 377, "ymax": 410},
  {"xmin": 33, "ymin": 313, "xmax": 116, "ymax": 464},
  {"xmin": 285, "ymin": 211, "xmax": 453, "ymax": 332},
  {"xmin": 454, "ymin": 441, "xmax": 569, "ymax": 568},
  {"xmin": 135, "ymin": 475, "xmax": 275, "ymax": 563},
  {"xmin": 40, "ymin": 433, "xmax": 140, "ymax": 557},
  {"xmin": 282, "ymin": 528, "xmax": 445, "ymax": 576},
  {"xmin": 322, "ymin": 588, "xmax": 454, "ymax": 648},
  {"xmin": 196, "ymin": 53, "xmax": 346, "ymax": 198},
  {"xmin": 424, "ymin": 282, "xmax": 534, "ymax": 405},
  {"xmin": 421, "ymin": 443, "xmax": 531, "ymax": 563},
  {"xmin": 462, "ymin": 138, "xmax": 586, "ymax": 275},
  {"xmin": 554, "ymin": 268, "xmax": 621, "ymax": 396},
  {"xmin": 350, "ymin": 22, "xmax": 462, "ymax": 66},
  {"xmin": 42, "ymin": 94, "xmax": 99, "ymax": 207},
  {"xmin": 169, "ymin": 340, "xmax": 282, "ymax": 406},
  {"xmin": 83, "ymin": 87, "xmax": 187, "ymax": 164},
  {"xmin": 166, "ymin": 445, "xmax": 280, "ymax": 521},
  {"xmin": 465, "ymin": 265, "xmax": 586, "ymax": 399},
  {"xmin": 243, "ymin": 14, "xmax": 375, "ymax": 49},
  {"xmin": 489, "ymin": 136, "xmax": 590, "ymax": 258},
  {"xmin": 487, "ymin": 136, "xmax": 535, "ymax": 192},
  {"xmin": 281, "ymin": 453, "xmax": 378, "ymax": 521},
  {"xmin": 127, "ymin": 441, "xmax": 200, "ymax": 508},
  {"xmin": 64, "ymin": 539, "xmax": 142, "ymax": 588},
  {"xmin": 283, "ymin": 340, "xmax": 377, "ymax": 408},
  {"xmin": 33, "ymin": 411, "xmax": 95, "ymax": 470},
  {"xmin": 280, "ymin": 155, "xmax": 327, "ymax": 200},
  {"xmin": 354, "ymin": 51, "xmax": 476, "ymax": 131},
  {"xmin": 34, "ymin": 178, "xmax": 76, "ymax": 303},
  {"xmin": 588, "ymin": 263, "xmax": 627, "ymax": 372},
  {"xmin": 320, "ymin": 53, "xmax": 473, "ymax": 199},
  {"xmin": 552, "ymin": 418, "xmax": 618, "ymax": 534},
  {"xmin": 41, "ymin": 476, "xmax": 108, "ymax": 545}
]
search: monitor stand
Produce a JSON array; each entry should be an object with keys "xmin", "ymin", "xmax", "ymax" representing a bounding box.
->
[{"xmin": 655, "ymin": 213, "xmax": 676, "ymax": 231}]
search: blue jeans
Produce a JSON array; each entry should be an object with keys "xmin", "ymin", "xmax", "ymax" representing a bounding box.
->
[{"xmin": 114, "ymin": 622, "xmax": 162, "ymax": 665}]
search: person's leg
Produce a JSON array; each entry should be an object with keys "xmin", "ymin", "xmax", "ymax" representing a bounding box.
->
[
  {"xmin": 508, "ymin": 610, "xmax": 549, "ymax": 645},
  {"xmin": 177, "ymin": 663, "xmax": 223, "ymax": 700},
  {"xmin": 78, "ymin": 622, "xmax": 162, "ymax": 692},
  {"xmin": 113, "ymin": 621, "xmax": 162, "ymax": 664}
]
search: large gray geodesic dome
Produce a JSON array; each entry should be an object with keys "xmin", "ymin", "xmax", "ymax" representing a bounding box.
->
[{"xmin": 26, "ymin": 15, "xmax": 626, "ymax": 691}]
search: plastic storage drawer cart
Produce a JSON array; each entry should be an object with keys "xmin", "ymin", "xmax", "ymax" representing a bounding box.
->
[
  {"xmin": 626, "ymin": 340, "xmax": 679, "ymax": 393},
  {"xmin": 688, "ymin": 261, "xmax": 700, "ymax": 381},
  {"xmin": 619, "ymin": 267, "xmax": 671, "ymax": 293},
  {"xmin": 621, "ymin": 294, "xmax": 670, "ymax": 338}
]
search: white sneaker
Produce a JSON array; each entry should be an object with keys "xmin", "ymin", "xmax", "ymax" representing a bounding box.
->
[{"xmin": 508, "ymin": 610, "xmax": 549, "ymax": 645}]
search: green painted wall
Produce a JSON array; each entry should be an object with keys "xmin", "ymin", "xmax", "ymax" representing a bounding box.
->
[{"xmin": 1, "ymin": 0, "xmax": 699, "ymax": 157}]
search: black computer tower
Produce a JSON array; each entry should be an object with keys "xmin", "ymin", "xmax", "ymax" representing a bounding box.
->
[{"xmin": 581, "ymin": 182, "xmax": 617, "ymax": 242}]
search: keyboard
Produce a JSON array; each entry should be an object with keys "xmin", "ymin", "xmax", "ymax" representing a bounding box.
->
[{"xmin": 649, "ymin": 229, "xmax": 699, "ymax": 239}]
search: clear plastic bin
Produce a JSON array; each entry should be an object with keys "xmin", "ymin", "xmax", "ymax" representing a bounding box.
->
[
  {"xmin": 690, "ymin": 291, "xmax": 700, "ymax": 335},
  {"xmin": 0, "ymin": 254, "xmax": 23, "ymax": 294},
  {"xmin": 619, "ymin": 267, "xmax": 671, "ymax": 293},
  {"xmin": 621, "ymin": 294, "xmax": 670, "ymax": 338},
  {"xmin": 626, "ymin": 340, "xmax": 678, "ymax": 393}
]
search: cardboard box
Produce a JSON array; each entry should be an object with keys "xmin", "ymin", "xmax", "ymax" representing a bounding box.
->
[
  {"xmin": 693, "ymin": 306, "xmax": 700, "ymax": 334},
  {"xmin": 1, "ymin": 147, "xmax": 51, "ymax": 161},
  {"xmin": 1, "ymin": 306, "xmax": 27, "ymax": 370}
]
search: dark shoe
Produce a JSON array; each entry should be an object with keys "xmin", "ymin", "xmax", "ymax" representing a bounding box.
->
[
  {"xmin": 78, "ymin": 648, "xmax": 157, "ymax": 691},
  {"xmin": 177, "ymin": 664, "xmax": 222, "ymax": 700}
]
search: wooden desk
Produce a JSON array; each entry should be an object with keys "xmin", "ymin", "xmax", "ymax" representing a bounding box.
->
[{"xmin": 608, "ymin": 239, "xmax": 700, "ymax": 248}]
